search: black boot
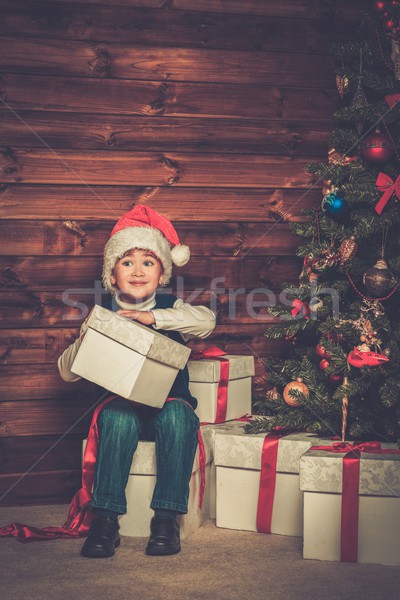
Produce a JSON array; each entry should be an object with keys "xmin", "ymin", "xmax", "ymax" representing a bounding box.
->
[
  {"xmin": 81, "ymin": 516, "xmax": 120, "ymax": 558},
  {"xmin": 146, "ymin": 515, "xmax": 181, "ymax": 556}
]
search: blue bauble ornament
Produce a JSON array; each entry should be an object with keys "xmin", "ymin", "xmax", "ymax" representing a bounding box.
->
[{"xmin": 321, "ymin": 193, "xmax": 348, "ymax": 219}]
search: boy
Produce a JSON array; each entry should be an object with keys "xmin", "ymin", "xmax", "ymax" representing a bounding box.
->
[{"xmin": 58, "ymin": 206, "xmax": 216, "ymax": 558}]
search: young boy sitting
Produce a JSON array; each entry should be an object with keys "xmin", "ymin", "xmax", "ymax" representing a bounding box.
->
[{"xmin": 58, "ymin": 206, "xmax": 216, "ymax": 558}]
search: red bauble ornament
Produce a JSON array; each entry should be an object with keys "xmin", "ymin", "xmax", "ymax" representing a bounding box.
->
[
  {"xmin": 329, "ymin": 374, "xmax": 343, "ymax": 383},
  {"xmin": 384, "ymin": 17, "xmax": 396, "ymax": 31},
  {"xmin": 360, "ymin": 132, "xmax": 394, "ymax": 164},
  {"xmin": 315, "ymin": 344, "xmax": 326, "ymax": 357},
  {"xmin": 319, "ymin": 359, "xmax": 330, "ymax": 370},
  {"xmin": 374, "ymin": 0, "xmax": 386, "ymax": 11}
]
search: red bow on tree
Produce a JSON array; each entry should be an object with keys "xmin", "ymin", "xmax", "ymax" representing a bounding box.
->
[
  {"xmin": 385, "ymin": 93, "xmax": 400, "ymax": 109},
  {"xmin": 375, "ymin": 172, "xmax": 400, "ymax": 215},
  {"xmin": 291, "ymin": 298, "xmax": 310, "ymax": 319}
]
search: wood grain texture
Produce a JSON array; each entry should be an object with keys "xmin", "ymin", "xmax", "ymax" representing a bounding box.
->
[
  {"xmin": 0, "ymin": 184, "xmax": 322, "ymax": 221},
  {"xmin": 0, "ymin": 36, "xmax": 335, "ymax": 88},
  {"xmin": 0, "ymin": 434, "xmax": 84, "ymax": 474},
  {"xmin": 48, "ymin": 0, "xmax": 368, "ymax": 20},
  {"xmin": 0, "ymin": 399, "xmax": 96, "ymax": 435},
  {"xmin": 0, "ymin": 470, "xmax": 81, "ymax": 505},
  {"xmin": 0, "ymin": 110, "xmax": 331, "ymax": 155},
  {"xmin": 0, "ymin": 364, "xmax": 100, "ymax": 401},
  {"xmin": 0, "ymin": 149, "xmax": 317, "ymax": 187},
  {"xmin": 0, "ymin": 2, "xmax": 361, "ymax": 52},
  {"xmin": 0, "ymin": 74, "xmax": 338, "ymax": 120}
]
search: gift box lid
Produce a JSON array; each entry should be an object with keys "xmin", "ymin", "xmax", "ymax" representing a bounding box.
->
[
  {"xmin": 214, "ymin": 425, "xmax": 322, "ymax": 474},
  {"xmin": 85, "ymin": 305, "xmax": 191, "ymax": 370},
  {"xmin": 188, "ymin": 354, "xmax": 255, "ymax": 383},
  {"xmin": 300, "ymin": 446, "xmax": 400, "ymax": 496}
]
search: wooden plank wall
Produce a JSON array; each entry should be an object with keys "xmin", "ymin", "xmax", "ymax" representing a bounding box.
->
[{"xmin": 0, "ymin": 0, "xmax": 367, "ymax": 505}]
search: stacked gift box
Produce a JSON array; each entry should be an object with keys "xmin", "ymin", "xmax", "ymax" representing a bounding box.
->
[
  {"xmin": 213, "ymin": 426, "xmax": 325, "ymax": 537},
  {"xmin": 187, "ymin": 351, "xmax": 254, "ymax": 424},
  {"xmin": 300, "ymin": 443, "xmax": 400, "ymax": 565},
  {"xmin": 74, "ymin": 307, "xmax": 400, "ymax": 564}
]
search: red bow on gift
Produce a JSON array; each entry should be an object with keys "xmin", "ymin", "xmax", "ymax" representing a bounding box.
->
[
  {"xmin": 312, "ymin": 440, "xmax": 400, "ymax": 455},
  {"xmin": 191, "ymin": 346, "xmax": 227, "ymax": 360},
  {"xmin": 291, "ymin": 298, "xmax": 310, "ymax": 319},
  {"xmin": 375, "ymin": 172, "xmax": 400, "ymax": 215}
]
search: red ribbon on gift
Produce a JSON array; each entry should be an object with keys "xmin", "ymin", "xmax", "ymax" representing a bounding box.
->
[
  {"xmin": 191, "ymin": 346, "xmax": 230, "ymax": 424},
  {"xmin": 0, "ymin": 394, "xmax": 117, "ymax": 542},
  {"xmin": 291, "ymin": 298, "xmax": 310, "ymax": 319},
  {"xmin": 385, "ymin": 93, "xmax": 400, "ymax": 108},
  {"xmin": 256, "ymin": 430, "xmax": 289, "ymax": 533},
  {"xmin": 375, "ymin": 172, "xmax": 400, "ymax": 215},
  {"xmin": 0, "ymin": 395, "xmax": 207, "ymax": 540},
  {"xmin": 310, "ymin": 441, "xmax": 400, "ymax": 562}
]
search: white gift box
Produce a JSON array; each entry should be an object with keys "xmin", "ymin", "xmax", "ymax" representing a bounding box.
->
[
  {"xmin": 300, "ymin": 446, "xmax": 400, "ymax": 565},
  {"xmin": 214, "ymin": 425, "xmax": 323, "ymax": 536},
  {"xmin": 72, "ymin": 305, "xmax": 191, "ymax": 408},
  {"xmin": 188, "ymin": 355, "xmax": 254, "ymax": 423},
  {"xmin": 200, "ymin": 419, "xmax": 253, "ymax": 519},
  {"xmin": 83, "ymin": 424, "xmax": 214, "ymax": 539}
]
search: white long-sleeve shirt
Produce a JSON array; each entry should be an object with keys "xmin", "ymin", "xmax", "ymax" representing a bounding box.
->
[{"xmin": 57, "ymin": 293, "xmax": 216, "ymax": 382}]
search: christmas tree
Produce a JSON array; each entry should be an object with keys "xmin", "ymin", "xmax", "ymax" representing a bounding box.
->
[{"xmin": 247, "ymin": 1, "xmax": 400, "ymax": 444}]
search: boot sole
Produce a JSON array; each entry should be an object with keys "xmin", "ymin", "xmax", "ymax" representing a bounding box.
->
[
  {"xmin": 145, "ymin": 543, "xmax": 181, "ymax": 556},
  {"xmin": 81, "ymin": 536, "xmax": 121, "ymax": 558}
]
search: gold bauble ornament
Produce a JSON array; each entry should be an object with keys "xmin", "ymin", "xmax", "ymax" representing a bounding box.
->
[{"xmin": 283, "ymin": 377, "xmax": 309, "ymax": 407}]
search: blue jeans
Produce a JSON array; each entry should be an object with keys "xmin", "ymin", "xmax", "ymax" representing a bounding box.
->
[{"xmin": 91, "ymin": 397, "xmax": 200, "ymax": 515}]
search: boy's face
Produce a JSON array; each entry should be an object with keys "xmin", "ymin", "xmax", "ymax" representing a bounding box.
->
[{"xmin": 111, "ymin": 249, "xmax": 163, "ymax": 302}]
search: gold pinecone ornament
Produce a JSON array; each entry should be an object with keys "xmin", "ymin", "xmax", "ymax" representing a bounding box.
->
[{"xmin": 338, "ymin": 236, "xmax": 357, "ymax": 265}]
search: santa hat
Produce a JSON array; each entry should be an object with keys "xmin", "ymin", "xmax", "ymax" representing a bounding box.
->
[{"xmin": 102, "ymin": 205, "xmax": 190, "ymax": 294}]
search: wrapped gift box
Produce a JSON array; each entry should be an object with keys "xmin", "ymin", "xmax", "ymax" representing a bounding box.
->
[
  {"xmin": 300, "ymin": 446, "xmax": 400, "ymax": 565},
  {"xmin": 188, "ymin": 355, "xmax": 254, "ymax": 423},
  {"xmin": 72, "ymin": 305, "xmax": 191, "ymax": 408},
  {"xmin": 214, "ymin": 425, "xmax": 323, "ymax": 536},
  {"xmin": 83, "ymin": 424, "xmax": 214, "ymax": 539},
  {"xmin": 200, "ymin": 419, "xmax": 253, "ymax": 519}
]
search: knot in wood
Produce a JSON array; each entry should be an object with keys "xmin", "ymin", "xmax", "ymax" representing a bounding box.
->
[{"xmin": 89, "ymin": 46, "xmax": 112, "ymax": 77}]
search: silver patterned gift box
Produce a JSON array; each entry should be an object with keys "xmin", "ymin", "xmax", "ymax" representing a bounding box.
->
[
  {"xmin": 188, "ymin": 355, "xmax": 254, "ymax": 423},
  {"xmin": 213, "ymin": 424, "xmax": 323, "ymax": 536},
  {"xmin": 72, "ymin": 305, "xmax": 191, "ymax": 408},
  {"xmin": 300, "ymin": 446, "xmax": 400, "ymax": 565},
  {"xmin": 82, "ymin": 424, "xmax": 215, "ymax": 539}
]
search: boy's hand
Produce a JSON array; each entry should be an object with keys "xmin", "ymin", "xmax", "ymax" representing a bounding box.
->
[{"xmin": 117, "ymin": 310, "xmax": 156, "ymax": 325}]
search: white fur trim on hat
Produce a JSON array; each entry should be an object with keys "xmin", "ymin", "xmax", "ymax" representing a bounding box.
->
[
  {"xmin": 102, "ymin": 227, "xmax": 173, "ymax": 294},
  {"xmin": 171, "ymin": 244, "xmax": 190, "ymax": 267}
]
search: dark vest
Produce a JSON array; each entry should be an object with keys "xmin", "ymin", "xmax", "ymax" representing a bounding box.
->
[{"xmin": 100, "ymin": 293, "xmax": 197, "ymax": 409}]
